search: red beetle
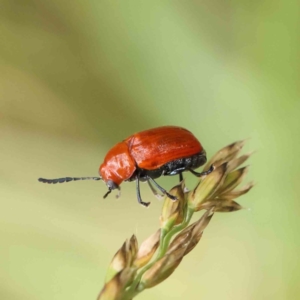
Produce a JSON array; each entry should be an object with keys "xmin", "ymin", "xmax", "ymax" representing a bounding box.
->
[{"xmin": 39, "ymin": 126, "xmax": 213, "ymax": 206}]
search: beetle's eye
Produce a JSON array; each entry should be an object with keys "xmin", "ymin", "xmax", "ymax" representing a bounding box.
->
[{"xmin": 106, "ymin": 180, "xmax": 119, "ymax": 191}]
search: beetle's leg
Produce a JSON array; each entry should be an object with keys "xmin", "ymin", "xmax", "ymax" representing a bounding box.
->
[
  {"xmin": 179, "ymin": 172, "xmax": 183, "ymax": 182},
  {"xmin": 136, "ymin": 174, "xmax": 150, "ymax": 207},
  {"xmin": 103, "ymin": 188, "xmax": 112, "ymax": 199},
  {"xmin": 148, "ymin": 177, "xmax": 177, "ymax": 201},
  {"xmin": 147, "ymin": 180, "xmax": 164, "ymax": 200},
  {"xmin": 189, "ymin": 164, "xmax": 215, "ymax": 177}
]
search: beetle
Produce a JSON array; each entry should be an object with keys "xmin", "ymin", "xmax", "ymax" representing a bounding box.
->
[{"xmin": 38, "ymin": 126, "xmax": 214, "ymax": 207}]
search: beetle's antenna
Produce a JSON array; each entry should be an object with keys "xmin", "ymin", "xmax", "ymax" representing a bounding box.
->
[{"xmin": 38, "ymin": 177, "xmax": 101, "ymax": 184}]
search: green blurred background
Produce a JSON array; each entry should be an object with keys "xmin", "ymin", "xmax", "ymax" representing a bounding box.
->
[{"xmin": 1, "ymin": 1, "xmax": 299, "ymax": 299}]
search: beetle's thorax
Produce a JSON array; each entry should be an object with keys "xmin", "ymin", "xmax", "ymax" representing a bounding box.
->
[{"xmin": 99, "ymin": 142, "xmax": 136, "ymax": 186}]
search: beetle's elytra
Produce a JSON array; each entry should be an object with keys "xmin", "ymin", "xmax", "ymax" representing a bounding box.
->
[{"xmin": 39, "ymin": 126, "xmax": 214, "ymax": 207}]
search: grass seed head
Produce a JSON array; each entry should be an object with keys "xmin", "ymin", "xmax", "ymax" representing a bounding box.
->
[
  {"xmin": 203, "ymin": 140, "xmax": 246, "ymax": 172},
  {"xmin": 140, "ymin": 254, "xmax": 183, "ymax": 289},
  {"xmin": 188, "ymin": 163, "xmax": 227, "ymax": 212},
  {"xmin": 133, "ymin": 230, "xmax": 161, "ymax": 268},
  {"xmin": 160, "ymin": 181, "xmax": 186, "ymax": 230}
]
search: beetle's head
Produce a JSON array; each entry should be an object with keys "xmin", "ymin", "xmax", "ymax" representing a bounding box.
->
[
  {"xmin": 103, "ymin": 179, "xmax": 121, "ymax": 199},
  {"xmin": 99, "ymin": 142, "xmax": 136, "ymax": 199},
  {"xmin": 99, "ymin": 162, "xmax": 124, "ymax": 199}
]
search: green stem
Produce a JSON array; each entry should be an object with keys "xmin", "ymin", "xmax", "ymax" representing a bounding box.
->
[
  {"xmin": 157, "ymin": 206, "xmax": 194, "ymax": 259},
  {"xmin": 156, "ymin": 227, "xmax": 171, "ymax": 259}
]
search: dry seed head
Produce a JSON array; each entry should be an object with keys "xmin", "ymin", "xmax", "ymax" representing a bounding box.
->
[
  {"xmin": 217, "ymin": 166, "xmax": 249, "ymax": 196},
  {"xmin": 188, "ymin": 163, "xmax": 227, "ymax": 212},
  {"xmin": 105, "ymin": 240, "xmax": 128, "ymax": 283},
  {"xmin": 184, "ymin": 208, "xmax": 214, "ymax": 255},
  {"xmin": 133, "ymin": 230, "xmax": 161, "ymax": 268},
  {"xmin": 167, "ymin": 208, "xmax": 214, "ymax": 256},
  {"xmin": 140, "ymin": 253, "xmax": 183, "ymax": 289},
  {"xmin": 105, "ymin": 236, "xmax": 138, "ymax": 283},
  {"xmin": 198, "ymin": 140, "xmax": 253, "ymax": 211},
  {"xmin": 98, "ymin": 268, "xmax": 136, "ymax": 300},
  {"xmin": 140, "ymin": 256, "xmax": 170, "ymax": 289},
  {"xmin": 167, "ymin": 227, "xmax": 194, "ymax": 254},
  {"xmin": 160, "ymin": 182, "xmax": 186, "ymax": 230},
  {"xmin": 184, "ymin": 232, "xmax": 203, "ymax": 256},
  {"xmin": 123, "ymin": 235, "xmax": 138, "ymax": 268},
  {"xmin": 213, "ymin": 200, "xmax": 243, "ymax": 212},
  {"xmin": 199, "ymin": 199, "xmax": 243, "ymax": 212},
  {"xmin": 167, "ymin": 219, "xmax": 200, "ymax": 254},
  {"xmin": 203, "ymin": 140, "xmax": 246, "ymax": 172},
  {"xmin": 197, "ymin": 163, "xmax": 252, "ymax": 212},
  {"xmin": 118, "ymin": 267, "xmax": 136, "ymax": 289},
  {"xmin": 167, "ymin": 243, "xmax": 190, "ymax": 260},
  {"xmin": 218, "ymin": 182, "xmax": 254, "ymax": 200},
  {"xmin": 226, "ymin": 151, "xmax": 254, "ymax": 173},
  {"xmin": 98, "ymin": 271, "xmax": 123, "ymax": 300},
  {"xmin": 128, "ymin": 235, "xmax": 138, "ymax": 265}
]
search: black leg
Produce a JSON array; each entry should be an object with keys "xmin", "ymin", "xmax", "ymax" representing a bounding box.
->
[
  {"xmin": 179, "ymin": 172, "xmax": 183, "ymax": 182},
  {"xmin": 147, "ymin": 180, "xmax": 164, "ymax": 199},
  {"xmin": 189, "ymin": 164, "xmax": 215, "ymax": 177},
  {"xmin": 136, "ymin": 174, "xmax": 150, "ymax": 207},
  {"xmin": 148, "ymin": 177, "xmax": 177, "ymax": 201},
  {"xmin": 103, "ymin": 189, "xmax": 112, "ymax": 199}
]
